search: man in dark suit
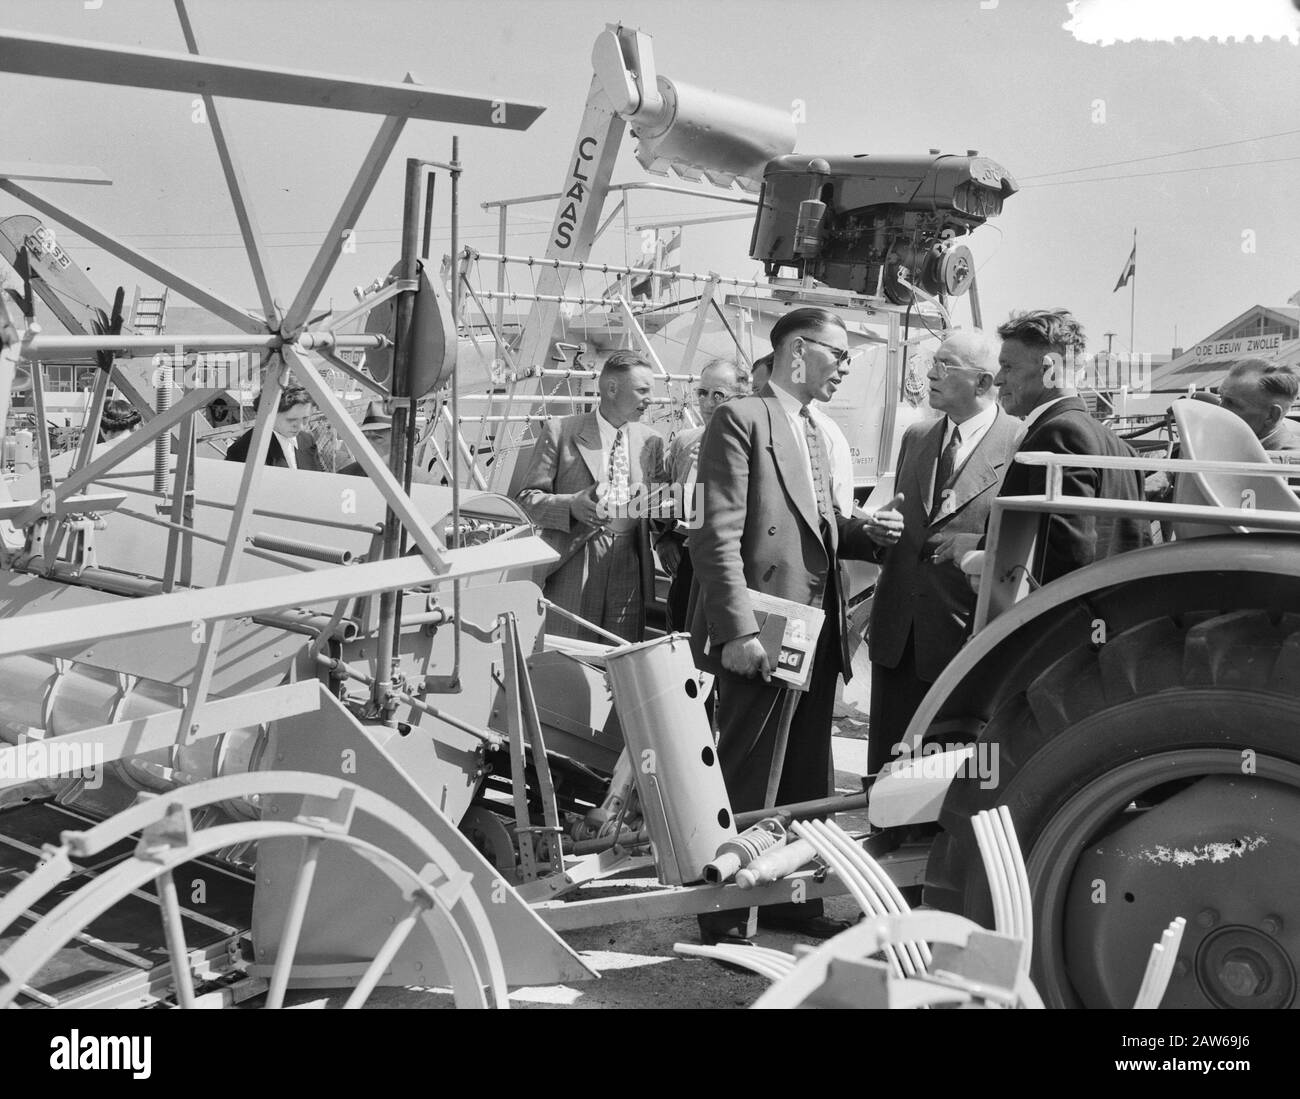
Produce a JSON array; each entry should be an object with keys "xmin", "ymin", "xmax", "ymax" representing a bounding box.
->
[
  {"xmin": 986, "ymin": 309, "xmax": 1148, "ymax": 584},
  {"xmin": 224, "ymin": 383, "xmax": 323, "ymax": 470},
  {"xmin": 655, "ymin": 356, "xmax": 750, "ymax": 631},
  {"xmin": 689, "ymin": 307, "xmax": 883, "ymax": 942},
  {"xmin": 339, "ymin": 401, "xmax": 393, "ymax": 476},
  {"xmin": 516, "ymin": 349, "xmax": 667, "ymax": 643},
  {"xmin": 867, "ymin": 330, "xmax": 1024, "ymax": 775}
]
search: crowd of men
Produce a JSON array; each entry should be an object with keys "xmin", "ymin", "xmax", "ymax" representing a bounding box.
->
[
  {"xmin": 221, "ymin": 307, "xmax": 1299, "ymax": 943},
  {"xmin": 510, "ymin": 305, "xmax": 1300, "ymax": 943}
]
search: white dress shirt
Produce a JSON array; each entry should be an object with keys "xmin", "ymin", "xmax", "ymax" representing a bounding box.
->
[
  {"xmin": 1022, "ymin": 394, "xmax": 1072, "ymax": 432},
  {"xmin": 925, "ymin": 401, "xmax": 997, "ymax": 509},
  {"xmin": 769, "ymin": 382, "xmax": 849, "ymax": 511},
  {"xmin": 595, "ymin": 409, "xmax": 622, "ymax": 475},
  {"xmin": 274, "ymin": 430, "xmax": 298, "ymax": 470}
]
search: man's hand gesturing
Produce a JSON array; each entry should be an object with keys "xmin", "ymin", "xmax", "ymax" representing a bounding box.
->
[
  {"xmin": 721, "ymin": 634, "xmax": 772, "ymax": 681},
  {"xmin": 863, "ymin": 492, "xmax": 905, "ymax": 547},
  {"xmin": 569, "ymin": 484, "xmax": 604, "ymax": 527}
]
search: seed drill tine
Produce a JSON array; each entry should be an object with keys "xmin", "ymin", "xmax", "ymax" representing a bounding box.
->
[{"xmin": 500, "ymin": 613, "xmax": 540, "ymax": 880}]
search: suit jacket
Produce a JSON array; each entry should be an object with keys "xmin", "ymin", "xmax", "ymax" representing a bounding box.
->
[
  {"xmin": 687, "ymin": 388, "xmax": 876, "ymax": 681},
  {"xmin": 224, "ymin": 428, "xmax": 323, "ymax": 471},
  {"xmin": 515, "ymin": 411, "xmax": 667, "ymax": 607},
  {"xmin": 869, "ymin": 406, "xmax": 1024, "ymax": 680},
  {"xmin": 654, "ymin": 425, "xmax": 705, "ymax": 557},
  {"xmin": 997, "ymin": 396, "xmax": 1149, "ymax": 583}
]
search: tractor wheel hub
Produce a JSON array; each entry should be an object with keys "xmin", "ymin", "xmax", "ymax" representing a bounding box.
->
[{"xmin": 1063, "ymin": 774, "xmax": 1300, "ymax": 1008}]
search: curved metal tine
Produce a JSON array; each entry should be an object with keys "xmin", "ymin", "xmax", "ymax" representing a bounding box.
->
[
  {"xmin": 342, "ymin": 897, "xmax": 426, "ymax": 1009},
  {"xmin": 984, "ymin": 810, "xmax": 1022, "ymax": 941},
  {"xmin": 812, "ymin": 821, "xmax": 929, "ymax": 974},
  {"xmin": 996, "ymin": 805, "xmax": 1033, "ymax": 962},
  {"xmin": 264, "ymin": 835, "xmax": 324, "ymax": 1009},
  {"xmin": 791, "ymin": 821, "xmax": 906, "ymax": 977},
  {"xmin": 800, "ymin": 820, "xmax": 920, "ymax": 975},
  {"xmin": 972, "ymin": 812, "xmax": 1012, "ymax": 937},
  {"xmin": 154, "ymin": 869, "xmax": 197, "ymax": 1009}
]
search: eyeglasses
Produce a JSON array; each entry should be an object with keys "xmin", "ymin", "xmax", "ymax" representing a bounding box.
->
[
  {"xmin": 694, "ymin": 387, "xmax": 734, "ymax": 403},
  {"xmin": 798, "ymin": 335, "xmax": 854, "ymax": 366},
  {"xmin": 929, "ymin": 358, "xmax": 985, "ymax": 379}
]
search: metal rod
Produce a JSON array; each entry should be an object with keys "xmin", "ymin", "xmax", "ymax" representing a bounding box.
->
[
  {"xmin": 154, "ymin": 868, "xmax": 197, "ymax": 1009},
  {"xmin": 373, "ymin": 157, "xmax": 424, "ymax": 722},
  {"xmin": 248, "ymin": 532, "xmax": 354, "ymax": 566},
  {"xmin": 457, "ymin": 392, "xmax": 676, "ymax": 407},
  {"xmin": 763, "ymin": 689, "xmax": 800, "ymax": 809},
  {"xmin": 343, "ymin": 899, "xmax": 424, "ymax": 1008},
  {"xmin": 153, "ymin": 362, "xmax": 173, "ymax": 494},
  {"xmin": 12, "ymin": 332, "xmax": 384, "ymax": 356},
  {"xmin": 495, "ymin": 205, "xmax": 507, "ymax": 352},
  {"xmin": 449, "ymin": 137, "xmax": 463, "ymax": 690},
  {"xmin": 734, "ymin": 791, "xmax": 871, "ymax": 831},
  {"xmin": 115, "ymin": 504, "xmax": 314, "ymax": 573},
  {"xmin": 421, "ymin": 171, "xmax": 435, "ymax": 262},
  {"xmin": 457, "ymin": 414, "xmax": 552, "ymax": 424},
  {"xmin": 264, "ymin": 835, "xmax": 322, "ymax": 1010},
  {"xmin": 529, "ymin": 367, "xmax": 696, "ymax": 382},
  {"xmin": 468, "ymin": 250, "xmax": 765, "ymax": 289},
  {"xmin": 161, "ymin": 407, "xmax": 197, "ymax": 591},
  {"xmin": 538, "ymin": 598, "xmax": 624, "ymax": 645},
  {"xmin": 315, "ymin": 654, "xmax": 502, "ymax": 746}
]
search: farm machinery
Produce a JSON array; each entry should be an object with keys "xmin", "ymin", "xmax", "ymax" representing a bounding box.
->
[{"xmin": 1, "ymin": 7, "xmax": 1287, "ymax": 1012}]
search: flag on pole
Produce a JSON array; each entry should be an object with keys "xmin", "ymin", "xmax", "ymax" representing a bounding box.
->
[{"xmin": 1113, "ymin": 239, "xmax": 1136, "ymax": 292}]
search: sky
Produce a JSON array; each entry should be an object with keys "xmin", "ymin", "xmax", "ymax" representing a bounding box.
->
[{"xmin": 1, "ymin": 0, "xmax": 1297, "ymax": 356}]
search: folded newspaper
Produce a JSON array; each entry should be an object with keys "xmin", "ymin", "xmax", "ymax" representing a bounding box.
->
[{"xmin": 744, "ymin": 588, "xmax": 826, "ymax": 691}]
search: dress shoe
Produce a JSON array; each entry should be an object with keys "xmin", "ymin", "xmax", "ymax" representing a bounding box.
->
[{"xmin": 756, "ymin": 913, "xmax": 853, "ymax": 939}]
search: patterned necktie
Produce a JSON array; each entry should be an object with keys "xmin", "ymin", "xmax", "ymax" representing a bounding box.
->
[
  {"xmin": 800, "ymin": 407, "xmax": 834, "ymax": 527},
  {"xmin": 930, "ymin": 422, "xmax": 961, "ymax": 518},
  {"xmin": 608, "ymin": 426, "xmax": 631, "ymax": 510}
]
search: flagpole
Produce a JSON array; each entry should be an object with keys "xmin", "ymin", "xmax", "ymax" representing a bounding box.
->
[{"xmin": 1129, "ymin": 227, "xmax": 1136, "ymax": 352}]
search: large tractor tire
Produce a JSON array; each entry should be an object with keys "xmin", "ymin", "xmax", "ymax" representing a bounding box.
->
[{"xmin": 926, "ymin": 609, "xmax": 1300, "ymax": 1009}]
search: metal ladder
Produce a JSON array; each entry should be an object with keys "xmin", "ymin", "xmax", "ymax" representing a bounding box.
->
[{"xmin": 129, "ymin": 286, "xmax": 169, "ymax": 335}]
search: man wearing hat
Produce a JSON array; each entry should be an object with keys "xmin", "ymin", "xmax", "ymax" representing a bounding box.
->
[{"xmin": 340, "ymin": 401, "xmax": 393, "ymax": 476}]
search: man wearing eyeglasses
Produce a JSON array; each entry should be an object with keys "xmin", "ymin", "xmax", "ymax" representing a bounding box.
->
[
  {"xmin": 689, "ymin": 307, "xmax": 880, "ymax": 943},
  {"xmin": 866, "ymin": 329, "xmax": 1023, "ymax": 777},
  {"xmin": 751, "ymin": 352, "xmax": 855, "ymax": 514},
  {"xmin": 656, "ymin": 357, "xmax": 751, "ymax": 630}
]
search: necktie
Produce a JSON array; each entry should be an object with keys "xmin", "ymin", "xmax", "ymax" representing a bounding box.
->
[
  {"xmin": 800, "ymin": 407, "xmax": 834, "ymax": 527},
  {"xmin": 930, "ymin": 422, "xmax": 961, "ymax": 518},
  {"xmin": 608, "ymin": 426, "xmax": 631, "ymax": 511}
]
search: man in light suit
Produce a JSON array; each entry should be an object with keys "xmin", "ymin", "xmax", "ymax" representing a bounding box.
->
[
  {"xmin": 224, "ymin": 384, "xmax": 323, "ymax": 471},
  {"xmin": 516, "ymin": 350, "xmax": 667, "ymax": 643},
  {"xmin": 866, "ymin": 329, "xmax": 1024, "ymax": 775},
  {"xmin": 688, "ymin": 307, "xmax": 885, "ymax": 942}
]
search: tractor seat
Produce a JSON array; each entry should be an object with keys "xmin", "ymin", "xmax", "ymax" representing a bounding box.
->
[{"xmin": 1170, "ymin": 398, "xmax": 1300, "ymax": 540}]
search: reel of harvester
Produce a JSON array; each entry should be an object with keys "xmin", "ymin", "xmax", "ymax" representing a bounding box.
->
[{"xmin": 0, "ymin": 773, "xmax": 508, "ymax": 1009}]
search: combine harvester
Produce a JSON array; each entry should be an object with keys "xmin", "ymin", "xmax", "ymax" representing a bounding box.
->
[{"xmin": 0, "ymin": 9, "xmax": 1290, "ymax": 1011}]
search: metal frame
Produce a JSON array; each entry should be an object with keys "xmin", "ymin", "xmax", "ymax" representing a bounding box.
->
[
  {"xmin": 0, "ymin": 772, "xmax": 510, "ymax": 1009},
  {"xmin": 974, "ymin": 450, "xmax": 1300, "ymax": 631},
  {"xmin": 0, "ymin": 1, "xmax": 555, "ymax": 761}
]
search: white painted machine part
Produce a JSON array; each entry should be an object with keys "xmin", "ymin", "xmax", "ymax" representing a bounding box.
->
[{"xmin": 867, "ymin": 747, "xmax": 972, "ymax": 827}]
